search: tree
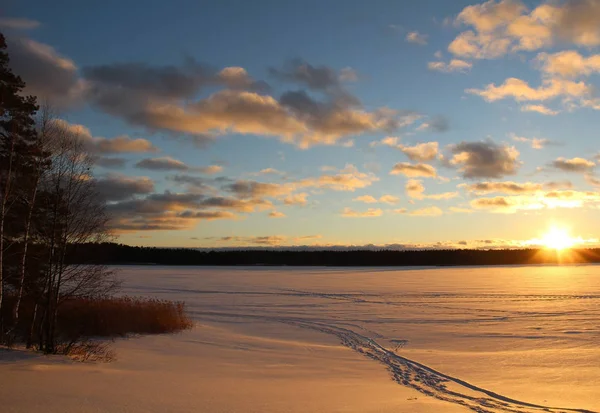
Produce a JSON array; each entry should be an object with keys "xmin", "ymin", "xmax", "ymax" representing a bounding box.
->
[
  {"xmin": 12, "ymin": 104, "xmax": 54, "ymax": 324},
  {"xmin": 35, "ymin": 122, "xmax": 118, "ymax": 353},
  {"xmin": 0, "ymin": 32, "xmax": 38, "ymax": 333},
  {"xmin": 1, "ymin": 34, "xmax": 118, "ymax": 351}
]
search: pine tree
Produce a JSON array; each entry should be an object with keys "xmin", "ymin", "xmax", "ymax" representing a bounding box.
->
[{"xmin": 0, "ymin": 32, "xmax": 39, "ymax": 335}]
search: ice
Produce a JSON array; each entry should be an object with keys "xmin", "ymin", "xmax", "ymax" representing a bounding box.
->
[{"xmin": 1, "ymin": 264, "xmax": 599, "ymax": 412}]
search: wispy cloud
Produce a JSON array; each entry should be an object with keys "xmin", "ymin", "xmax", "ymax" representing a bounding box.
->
[{"xmin": 406, "ymin": 31, "xmax": 428, "ymax": 45}]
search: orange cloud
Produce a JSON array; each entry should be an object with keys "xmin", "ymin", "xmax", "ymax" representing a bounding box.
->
[
  {"xmin": 390, "ymin": 162, "xmax": 437, "ymax": 178},
  {"xmin": 341, "ymin": 207, "xmax": 383, "ymax": 218}
]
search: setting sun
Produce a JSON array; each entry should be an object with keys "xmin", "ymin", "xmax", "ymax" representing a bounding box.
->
[{"xmin": 540, "ymin": 227, "xmax": 577, "ymax": 250}]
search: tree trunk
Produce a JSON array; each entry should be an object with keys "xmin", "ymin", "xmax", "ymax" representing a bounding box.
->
[
  {"xmin": 26, "ymin": 302, "xmax": 37, "ymax": 349},
  {"xmin": 42, "ymin": 169, "xmax": 62, "ymax": 354},
  {"xmin": 0, "ymin": 133, "xmax": 16, "ymax": 335},
  {"xmin": 13, "ymin": 179, "xmax": 39, "ymax": 323}
]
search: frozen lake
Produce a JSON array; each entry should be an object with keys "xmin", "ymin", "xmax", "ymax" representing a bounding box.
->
[{"xmin": 2, "ymin": 265, "xmax": 600, "ymax": 412}]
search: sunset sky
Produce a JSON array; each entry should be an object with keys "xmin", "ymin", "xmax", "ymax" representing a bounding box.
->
[{"xmin": 3, "ymin": 0, "xmax": 600, "ymax": 248}]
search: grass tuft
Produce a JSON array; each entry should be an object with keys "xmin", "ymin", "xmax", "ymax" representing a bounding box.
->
[
  {"xmin": 58, "ymin": 296, "xmax": 194, "ymax": 338},
  {"xmin": 2, "ymin": 295, "xmax": 194, "ymax": 357}
]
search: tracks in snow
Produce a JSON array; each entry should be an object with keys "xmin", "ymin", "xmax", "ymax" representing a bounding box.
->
[{"xmin": 281, "ymin": 319, "xmax": 597, "ymax": 413}]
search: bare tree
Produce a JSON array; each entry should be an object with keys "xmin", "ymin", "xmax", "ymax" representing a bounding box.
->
[{"xmin": 35, "ymin": 122, "xmax": 119, "ymax": 353}]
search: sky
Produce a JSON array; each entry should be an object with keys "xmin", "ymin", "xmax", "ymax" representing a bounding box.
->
[{"xmin": 2, "ymin": 0, "xmax": 600, "ymax": 249}]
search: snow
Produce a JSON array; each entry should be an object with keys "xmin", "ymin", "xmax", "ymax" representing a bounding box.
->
[{"xmin": 2, "ymin": 264, "xmax": 600, "ymax": 412}]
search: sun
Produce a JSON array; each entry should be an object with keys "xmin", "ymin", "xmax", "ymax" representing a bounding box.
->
[{"xmin": 540, "ymin": 226, "xmax": 577, "ymax": 250}]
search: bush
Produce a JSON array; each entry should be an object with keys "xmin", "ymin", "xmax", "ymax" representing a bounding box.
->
[
  {"xmin": 57, "ymin": 296, "xmax": 193, "ymax": 338},
  {"xmin": 1, "ymin": 295, "xmax": 193, "ymax": 354}
]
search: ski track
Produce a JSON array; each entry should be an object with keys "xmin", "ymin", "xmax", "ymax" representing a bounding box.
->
[
  {"xmin": 203, "ymin": 310, "xmax": 597, "ymax": 413},
  {"xmin": 196, "ymin": 290, "xmax": 600, "ymax": 413},
  {"xmin": 282, "ymin": 319, "xmax": 597, "ymax": 413}
]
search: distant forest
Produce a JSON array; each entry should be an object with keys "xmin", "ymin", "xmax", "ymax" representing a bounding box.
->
[{"xmin": 72, "ymin": 243, "xmax": 600, "ymax": 267}]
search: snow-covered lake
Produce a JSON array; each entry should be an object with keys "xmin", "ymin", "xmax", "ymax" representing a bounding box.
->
[{"xmin": 2, "ymin": 265, "xmax": 600, "ymax": 412}]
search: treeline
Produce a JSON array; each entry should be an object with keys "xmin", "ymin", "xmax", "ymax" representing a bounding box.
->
[{"xmin": 72, "ymin": 243, "xmax": 600, "ymax": 267}]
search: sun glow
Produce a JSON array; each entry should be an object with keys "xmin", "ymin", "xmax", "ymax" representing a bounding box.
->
[{"xmin": 539, "ymin": 226, "xmax": 577, "ymax": 250}]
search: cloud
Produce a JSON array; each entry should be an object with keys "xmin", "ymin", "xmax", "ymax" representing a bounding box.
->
[
  {"xmin": 466, "ymin": 77, "xmax": 590, "ymax": 102},
  {"xmin": 106, "ymin": 190, "xmax": 270, "ymax": 232},
  {"xmin": 91, "ymin": 135, "xmax": 157, "ymax": 154},
  {"xmin": 470, "ymin": 196, "xmax": 519, "ymax": 212},
  {"xmin": 109, "ymin": 206, "xmax": 237, "ymax": 232},
  {"xmin": 107, "ymin": 86, "xmax": 408, "ymax": 148},
  {"xmin": 245, "ymin": 236, "xmax": 287, "ymax": 245},
  {"xmin": 536, "ymin": 50, "xmax": 600, "ymax": 78},
  {"xmin": 283, "ymin": 193, "xmax": 309, "ymax": 206},
  {"xmin": 418, "ymin": 116, "xmax": 449, "ymax": 133},
  {"xmin": 339, "ymin": 67, "xmax": 358, "ymax": 82},
  {"xmin": 427, "ymin": 59, "xmax": 472, "ymax": 73},
  {"xmin": 84, "ymin": 60, "xmax": 215, "ymax": 100},
  {"xmin": 167, "ymin": 175, "xmax": 214, "ymax": 192},
  {"xmin": 198, "ymin": 196, "xmax": 272, "ymax": 212},
  {"xmin": 379, "ymin": 195, "xmax": 400, "ymax": 204},
  {"xmin": 110, "ymin": 192, "xmax": 269, "ymax": 216},
  {"xmin": 176, "ymin": 210, "xmax": 238, "ymax": 220},
  {"xmin": 185, "ymin": 164, "xmax": 378, "ymax": 212},
  {"xmin": 550, "ymin": 157, "xmax": 595, "ymax": 173},
  {"xmin": 293, "ymin": 235, "xmax": 323, "ymax": 242},
  {"xmin": 406, "ymin": 179, "xmax": 458, "ymax": 200},
  {"xmin": 278, "ymin": 90, "xmax": 415, "ymax": 148},
  {"xmin": 409, "ymin": 206, "xmax": 443, "ymax": 216},
  {"xmin": 406, "ymin": 179, "xmax": 425, "ymax": 199},
  {"xmin": 341, "ymin": 207, "xmax": 383, "ymax": 218},
  {"xmin": 268, "ymin": 210, "xmax": 286, "ymax": 218},
  {"xmin": 402, "ymin": 142, "xmax": 440, "ymax": 161},
  {"xmin": 353, "ymin": 194, "xmax": 399, "ymax": 204},
  {"xmin": 216, "ymin": 66, "xmax": 268, "ymax": 91},
  {"xmin": 224, "ymin": 180, "xmax": 293, "ymax": 199},
  {"xmin": 257, "ymin": 168, "xmax": 285, "ymax": 176},
  {"xmin": 448, "ymin": 30, "xmax": 513, "ymax": 59},
  {"xmin": 390, "ymin": 162, "xmax": 437, "ymax": 178},
  {"xmin": 209, "ymin": 165, "xmax": 377, "ymax": 210},
  {"xmin": 552, "ymin": 0, "xmax": 600, "ymax": 47},
  {"xmin": 8, "ymin": 40, "xmax": 417, "ymax": 150},
  {"xmin": 51, "ymin": 119, "xmax": 158, "ymax": 154},
  {"xmin": 0, "ymin": 18, "xmax": 40, "ymax": 30},
  {"xmin": 82, "ymin": 56, "xmax": 418, "ymax": 148},
  {"xmin": 406, "ymin": 31, "xmax": 428, "ymax": 45},
  {"xmin": 520, "ymin": 104, "xmax": 558, "ymax": 115},
  {"xmin": 6, "ymin": 35, "xmax": 84, "ymax": 106},
  {"xmin": 135, "ymin": 156, "xmax": 222, "ymax": 173},
  {"xmin": 448, "ymin": 140, "xmax": 520, "ymax": 179},
  {"xmin": 95, "ymin": 174, "xmax": 155, "ymax": 201},
  {"xmin": 377, "ymin": 137, "xmax": 440, "ymax": 161},
  {"xmin": 354, "ymin": 195, "xmax": 378, "ymax": 203},
  {"xmin": 426, "ymin": 191, "xmax": 459, "ymax": 200},
  {"xmin": 209, "ymin": 235, "xmax": 290, "ymax": 246},
  {"xmin": 449, "ymin": 0, "xmax": 600, "ymax": 61},
  {"xmin": 470, "ymin": 189, "xmax": 600, "ymax": 213},
  {"xmin": 269, "ymin": 59, "xmax": 343, "ymax": 91},
  {"xmin": 456, "ymin": 0, "xmax": 526, "ymax": 35},
  {"xmin": 296, "ymin": 164, "xmax": 379, "ymax": 191},
  {"xmin": 585, "ymin": 174, "xmax": 600, "ymax": 186},
  {"xmin": 544, "ymin": 180, "xmax": 573, "ymax": 190},
  {"xmin": 94, "ymin": 157, "xmax": 127, "ymax": 169},
  {"xmin": 83, "ymin": 61, "xmax": 267, "ymax": 125},
  {"xmin": 459, "ymin": 181, "xmax": 543, "ymax": 195},
  {"xmin": 510, "ymin": 134, "xmax": 554, "ymax": 149}
]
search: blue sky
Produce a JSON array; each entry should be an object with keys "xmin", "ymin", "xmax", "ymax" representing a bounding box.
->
[{"xmin": 3, "ymin": 0, "xmax": 600, "ymax": 248}]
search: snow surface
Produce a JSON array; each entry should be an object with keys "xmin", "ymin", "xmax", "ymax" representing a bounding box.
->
[{"xmin": 2, "ymin": 265, "xmax": 600, "ymax": 412}]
